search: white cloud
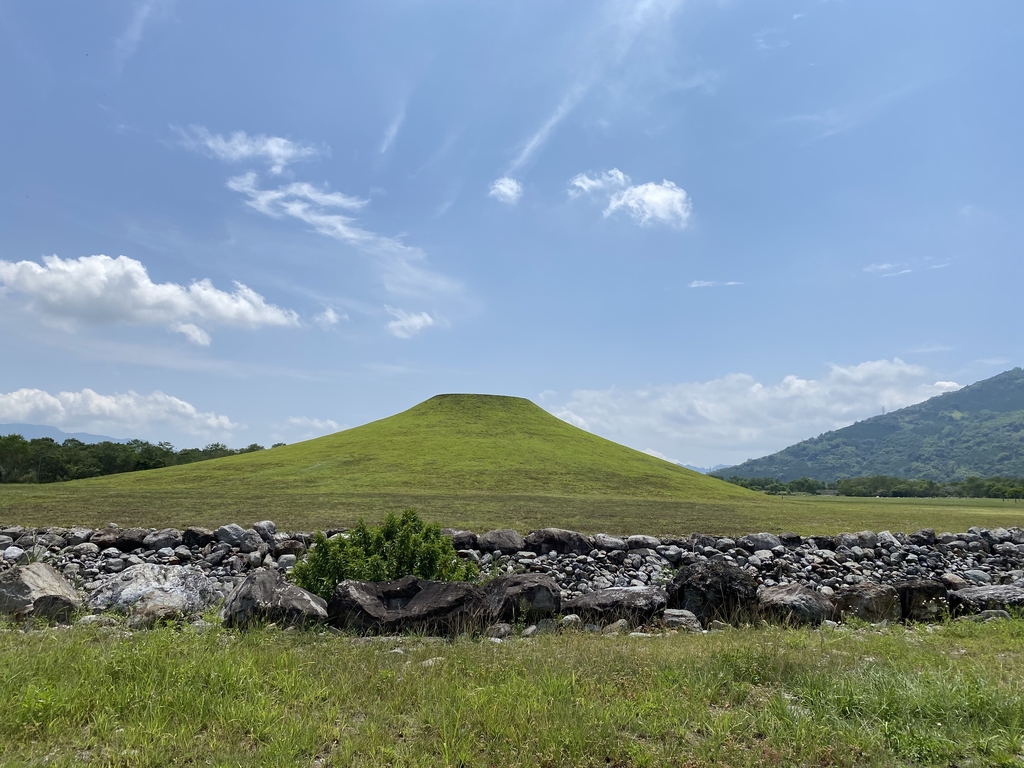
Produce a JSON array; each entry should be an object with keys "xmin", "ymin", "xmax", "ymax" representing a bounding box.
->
[
  {"xmin": 548, "ymin": 359, "xmax": 962, "ymax": 467},
  {"xmin": 605, "ymin": 179, "xmax": 692, "ymax": 227},
  {"xmin": 568, "ymin": 168, "xmax": 630, "ymax": 197},
  {"xmin": 313, "ymin": 307, "xmax": 345, "ymax": 328},
  {"xmin": 488, "ymin": 177, "xmax": 523, "ymax": 205},
  {"xmin": 177, "ymin": 126, "xmax": 322, "ymax": 174},
  {"xmin": 0, "ymin": 387, "xmax": 236, "ymax": 437},
  {"xmin": 380, "ymin": 105, "xmax": 406, "ymax": 154},
  {"xmin": 227, "ymin": 172, "xmax": 460, "ymax": 300},
  {"xmin": 864, "ymin": 263, "xmax": 896, "ymax": 273},
  {"xmin": 689, "ymin": 280, "xmax": 742, "ymax": 288},
  {"xmin": 115, "ymin": 0, "xmax": 172, "ymax": 64},
  {"xmin": 0, "ymin": 254, "xmax": 299, "ymax": 344},
  {"xmin": 385, "ymin": 306, "xmax": 435, "ymax": 338}
]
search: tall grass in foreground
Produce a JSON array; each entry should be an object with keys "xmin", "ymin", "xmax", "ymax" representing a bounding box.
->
[{"xmin": 1, "ymin": 620, "xmax": 1023, "ymax": 767}]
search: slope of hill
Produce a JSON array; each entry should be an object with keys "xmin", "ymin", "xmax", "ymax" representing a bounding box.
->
[
  {"xmin": 0, "ymin": 394, "xmax": 765, "ymax": 532},
  {"xmin": 723, "ymin": 368, "xmax": 1024, "ymax": 482}
]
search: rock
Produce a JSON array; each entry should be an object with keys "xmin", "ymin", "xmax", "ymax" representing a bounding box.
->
[
  {"xmin": 737, "ymin": 533, "xmax": 782, "ymax": 553},
  {"xmin": 88, "ymin": 529, "xmax": 119, "ymax": 549},
  {"xmin": 253, "ymin": 520, "xmax": 277, "ymax": 542},
  {"xmin": 895, "ymin": 579, "xmax": 948, "ymax": 622},
  {"xmin": 2, "ymin": 546, "xmax": 27, "ymax": 564},
  {"xmin": 115, "ymin": 528, "xmax": 149, "ymax": 552},
  {"xmin": 485, "ymin": 622, "xmax": 514, "ymax": 639},
  {"xmin": 0, "ymin": 535, "xmax": 12, "ymax": 551},
  {"xmin": 0, "ymin": 563, "xmax": 81, "ymax": 621},
  {"xmin": 72, "ymin": 542, "xmax": 100, "ymax": 557},
  {"xmin": 909, "ymin": 529, "xmax": 936, "ymax": 546},
  {"xmin": 238, "ymin": 529, "xmax": 266, "ymax": 554},
  {"xmin": 941, "ymin": 573, "xmax": 970, "ymax": 591},
  {"xmin": 142, "ymin": 528, "xmax": 183, "ymax": 551},
  {"xmin": 602, "ymin": 618, "xmax": 630, "ymax": 635},
  {"xmin": 478, "ymin": 529, "xmax": 525, "ymax": 554},
  {"xmin": 662, "ymin": 608, "xmax": 703, "ymax": 633},
  {"xmin": 592, "ymin": 534, "xmax": 627, "ymax": 551},
  {"xmin": 779, "ymin": 532, "xmax": 802, "ymax": 547},
  {"xmin": 215, "ymin": 524, "xmax": 247, "ymax": 548},
  {"xmin": 278, "ymin": 554, "xmax": 297, "ymax": 569},
  {"xmin": 273, "ymin": 538, "xmax": 306, "ymax": 558},
  {"xmin": 327, "ymin": 576, "xmax": 485, "ymax": 635},
  {"xmin": 87, "ymin": 564, "xmax": 217, "ymax": 625},
  {"xmin": 444, "ymin": 529, "xmax": 479, "ymax": 551},
  {"xmin": 758, "ymin": 583, "xmax": 834, "ymax": 626},
  {"xmin": 834, "ymin": 583, "xmax": 901, "ymax": 623},
  {"xmin": 560, "ymin": 614, "xmax": 582, "ymax": 629},
  {"xmin": 877, "ymin": 531, "xmax": 902, "ymax": 550},
  {"xmin": 963, "ymin": 569, "xmax": 993, "ymax": 585},
  {"xmin": 522, "ymin": 624, "xmax": 538, "ymax": 638},
  {"xmin": 221, "ymin": 569, "xmax": 327, "ymax": 629},
  {"xmin": 482, "ymin": 573, "xmax": 560, "ymax": 622},
  {"xmin": 563, "ymin": 586, "xmax": 667, "ymax": 626},
  {"xmin": 525, "ymin": 528, "xmax": 592, "ymax": 556},
  {"xmin": 948, "ymin": 585, "xmax": 1024, "ymax": 615},
  {"xmin": 182, "ymin": 527, "xmax": 215, "ymax": 548},
  {"xmin": 856, "ymin": 531, "xmax": 878, "ymax": 549},
  {"xmin": 667, "ymin": 562, "xmax": 758, "ymax": 627},
  {"xmin": 65, "ymin": 527, "xmax": 92, "ymax": 546},
  {"xmin": 626, "ymin": 535, "xmax": 661, "ymax": 550}
]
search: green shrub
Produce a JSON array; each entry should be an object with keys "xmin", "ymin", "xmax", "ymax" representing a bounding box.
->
[{"xmin": 291, "ymin": 509, "xmax": 479, "ymax": 599}]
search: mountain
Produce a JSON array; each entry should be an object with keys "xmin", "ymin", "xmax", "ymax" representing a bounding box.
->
[
  {"xmin": 721, "ymin": 368, "xmax": 1024, "ymax": 482},
  {"xmin": 0, "ymin": 423, "xmax": 124, "ymax": 444},
  {"xmin": 683, "ymin": 464, "xmax": 731, "ymax": 475}
]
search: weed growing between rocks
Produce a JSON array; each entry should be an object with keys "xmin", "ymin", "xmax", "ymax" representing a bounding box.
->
[{"xmin": 1, "ymin": 620, "xmax": 1023, "ymax": 767}]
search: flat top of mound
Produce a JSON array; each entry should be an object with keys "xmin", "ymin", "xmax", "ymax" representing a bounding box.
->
[{"xmin": 55, "ymin": 393, "xmax": 753, "ymax": 502}]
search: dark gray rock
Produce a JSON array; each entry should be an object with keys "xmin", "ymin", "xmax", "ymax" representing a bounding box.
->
[
  {"xmin": 834, "ymin": 583, "xmax": 901, "ymax": 623},
  {"xmin": 592, "ymin": 534, "xmax": 627, "ymax": 551},
  {"xmin": 895, "ymin": 579, "xmax": 948, "ymax": 622},
  {"xmin": 0, "ymin": 563, "xmax": 81, "ymax": 622},
  {"xmin": 667, "ymin": 562, "xmax": 758, "ymax": 627},
  {"xmin": 327, "ymin": 576, "xmax": 485, "ymax": 635},
  {"xmin": 478, "ymin": 529, "xmax": 525, "ymax": 554},
  {"xmin": 626, "ymin": 535, "xmax": 661, "ymax": 550},
  {"xmin": 253, "ymin": 520, "xmax": 277, "ymax": 542},
  {"xmin": 215, "ymin": 524, "xmax": 247, "ymax": 548},
  {"xmin": 444, "ymin": 529, "xmax": 479, "ymax": 551},
  {"xmin": 948, "ymin": 585, "xmax": 1024, "ymax": 615},
  {"xmin": 525, "ymin": 528, "xmax": 592, "ymax": 556},
  {"xmin": 238, "ymin": 529, "xmax": 266, "ymax": 554},
  {"xmin": 142, "ymin": 528, "xmax": 183, "ymax": 551},
  {"xmin": 183, "ymin": 527, "xmax": 215, "ymax": 548},
  {"xmin": 221, "ymin": 569, "xmax": 326, "ymax": 629},
  {"xmin": 738, "ymin": 533, "xmax": 782, "ymax": 553},
  {"xmin": 563, "ymin": 586, "xmax": 667, "ymax": 626},
  {"xmin": 88, "ymin": 528, "xmax": 119, "ymax": 549},
  {"xmin": 758, "ymin": 583, "xmax": 833, "ymax": 626},
  {"xmin": 482, "ymin": 573, "xmax": 560, "ymax": 622},
  {"xmin": 115, "ymin": 528, "xmax": 149, "ymax": 552},
  {"xmin": 273, "ymin": 538, "xmax": 306, "ymax": 558}
]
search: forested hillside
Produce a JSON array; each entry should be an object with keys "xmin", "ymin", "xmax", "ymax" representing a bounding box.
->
[{"xmin": 722, "ymin": 367, "xmax": 1024, "ymax": 482}]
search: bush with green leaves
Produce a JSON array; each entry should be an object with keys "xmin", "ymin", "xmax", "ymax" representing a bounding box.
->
[{"xmin": 291, "ymin": 509, "xmax": 479, "ymax": 599}]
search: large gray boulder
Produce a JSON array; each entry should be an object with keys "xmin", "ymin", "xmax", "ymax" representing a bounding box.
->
[
  {"xmin": 478, "ymin": 529, "xmax": 525, "ymax": 554},
  {"xmin": 142, "ymin": 528, "xmax": 182, "ymax": 551},
  {"xmin": 563, "ymin": 586, "xmax": 667, "ymax": 627},
  {"xmin": 221, "ymin": 569, "xmax": 326, "ymax": 629},
  {"xmin": 591, "ymin": 534, "xmax": 627, "ymax": 552},
  {"xmin": 834, "ymin": 583, "xmax": 901, "ymax": 623},
  {"xmin": 737, "ymin": 533, "xmax": 782, "ymax": 553},
  {"xmin": 327, "ymin": 576, "xmax": 485, "ymax": 635},
  {"xmin": 215, "ymin": 524, "xmax": 247, "ymax": 548},
  {"xmin": 482, "ymin": 573, "xmax": 560, "ymax": 622},
  {"xmin": 948, "ymin": 585, "xmax": 1024, "ymax": 615},
  {"xmin": 667, "ymin": 562, "xmax": 758, "ymax": 627},
  {"xmin": 758, "ymin": 583, "xmax": 833, "ymax": 626},
  {"xmin": 525, "ymin": 528, "xmax": 592, "ymax": 556},
  {"xmin": 87, "ymin": 564, "xmax": 217, "ymax": 627},
  {"xmin": 0, "ymin": 562, "xmax": 81, "ymax": 622},
  {"xmin": 895, "ymin": 579, "xmax": 948, "ymax": 622}
]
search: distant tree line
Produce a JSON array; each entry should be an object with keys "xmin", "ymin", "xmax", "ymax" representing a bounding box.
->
[
  {"xmin": 713, "ymin": 473, "xmax": 1024, "ymax": 500},
  {"xmin": 0, "ymin": 434, "xmax": 285, "ymax": 484}
]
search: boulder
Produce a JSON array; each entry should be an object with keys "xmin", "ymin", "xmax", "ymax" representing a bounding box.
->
[
  {"xmin": 626, "ymin": 534, "xmax": 661, "ymax": 550},
  {"xmin": 0, "ymin": 563, "xmax": 81, "ymax": 622},
  {"xmin": 592, "ymin": 534, "xmax": 627, "ymax": 552},
  {"xmin": 737, "ymin": 533, "xmax": 782, "ymax": 553},
  {"xmin": 115, "ymin": 528, "xmax": 149, "ymax": 552},
  {"xmin": 563, "ymin": 586, "xmax": 667, "ymax": 627},
  {"xmin": 662, "ymin": 608, "xmax": 703, "ymax": 633},
  {"xmin": 834, "ymin": 583, "xmax": 901, "ymax": 623},
  {"xmin": 895, "ymin": 579, "xmax": 948, "ymax": 622},
  {"xmin": 253, "ymin": 520, "xmax": 277, "ymax": 542},
  {"xmin": 758, "ymin": 583, "xmax": 833, "ymax": 626},
  {"xmin": 941, "ymin": 573, "xmax": 970, "ymax": 591},
  {"xmin": 909, "ymin": 528, "xmax": 936, "ymax": 546},
  {"xmin": 273, "ymin": 538, "xmax": 306, "ymax": 558},
  {"xmin": 65, "ymin": 527, "xmax": 93, "ymax": 546},
  {"xmin": 221, "ymin": 569, "xmax": 327, "ymax": 629},
  {"xmin": 444, "ymin": 529, "xmax": 479, "ymax": 551},
  {"xmin": 327, "ymin": 576, "xmax": 485, "ymax": 635},
  {"xmin": 87, "ymin": 564, "xmax": 217, "ymax": 625},
  {"xmin": 2, "ymin": 546, "xmax": 27, "ymax": 564},
  {"xmin": 238, "ymin": 529, "xmax": 266, "ymax": 554},
  {"xmin": 0, "ymin": 535, "xmax": 13, "ymax": 551},
  {"xmin": 142, "ymin": 528, "xmax": 183, "ymax": 551},
  {"xmin": 89, "ymin": 528, "xmax": 119, "ymax": 549},
  {"xmin": 525, "ymin": 528, "xmax": 592, "ymax": 556},
  {"xmin": 215, "ymin": 524, "xmax": 247, "ymax": 548},
  {"xmin": 482, "ymin": 573, "xmax": 560, "ymax": 622},
  {"xmin": 478, "ymin": 529, "xmax": 525, "ymax": 554},
  {"xmin": 948, "ymin": 585, "xmax": 1024, "ymax": 615},
  {"xmin": 183, "ymin": 527, "xmax": 215, "ymax": 548},
  {"xmin": 667, "ymin": 562, "xmax": 758, "ymax": 626}
]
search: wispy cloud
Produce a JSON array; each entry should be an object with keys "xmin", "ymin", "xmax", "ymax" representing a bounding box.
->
[
  {"xmin": 783, "ymin": 84, "xmax": 917, "ymax": 141},
  {"xmin": 313, "ymin": 307, "xmax": 346, "ymax": 328},
  {"xmin": 115, "ymin": 0, "xmax": 173, "ymax": 65},
  {"xmin": 863, "ymin": 263, "xmax": 896, "ymax": 273},
  {"xmin": 570, "ymin": 168, "xmax": 692, "ymax": 227},
  {"xmin": 380, "ymin": 103, "xmax": 406, "ymax": 154},
  {"xmin": 488, "ymin": 177, "xmax": 523, "ymax": 205},
  {"xmin": 385, "ymin": 306, "xmax": 435, "ymax": 338},
  {"xmin": 688, "ymin": 280, "xmax": 742, "ymax": 288},
  {"xmin": 177, "ymin": 126, "xmax": 323, "ymax": 174}
]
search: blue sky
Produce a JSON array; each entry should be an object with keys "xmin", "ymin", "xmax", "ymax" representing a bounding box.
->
[{"xmin": 1, "ymin": 0, "xmax": 1021, "ymax": 467}]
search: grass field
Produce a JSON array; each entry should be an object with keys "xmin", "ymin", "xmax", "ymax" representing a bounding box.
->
[
  {"xmin": 3, "ymin": 619, "xmax": 1023, "ymax": 767},
  {"xmin": 1, "ymin": 395, "xmax": 1022, "ymax": 534}
]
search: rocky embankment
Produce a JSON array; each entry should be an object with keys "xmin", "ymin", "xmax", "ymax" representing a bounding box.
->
[{"xmin": 2, "ymin": 521, "xmax": 1024, "ymax": 634}]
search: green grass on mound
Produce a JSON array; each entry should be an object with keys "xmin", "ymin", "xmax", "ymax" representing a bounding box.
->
[{"xmin": 3, "ymin": 620, "xmax": 1024, "ymax": 766}]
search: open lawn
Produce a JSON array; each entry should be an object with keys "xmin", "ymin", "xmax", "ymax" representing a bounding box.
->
[{"xmin": 3, "ymin": 619, "xmax": 1023, "ymax": 767}]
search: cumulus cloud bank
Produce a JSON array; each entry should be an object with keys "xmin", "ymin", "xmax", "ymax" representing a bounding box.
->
[
  {"xmin": 0, "ymin": 387, "xmax": 236, "ymax": 437},
  {"xmin": 549, "ymin": 359, "xmax": 961, "ymax": 466},
  {"xmin": 0, "ymin": 254, "xmax": 299, "ymax": 344},
  {"xmin": 176, "ymin": 126, "xmax": 322, "ymax": 174},
  {"xmin": 569, "ymin": 169, "xmax": 692, "ymax": 227}
]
